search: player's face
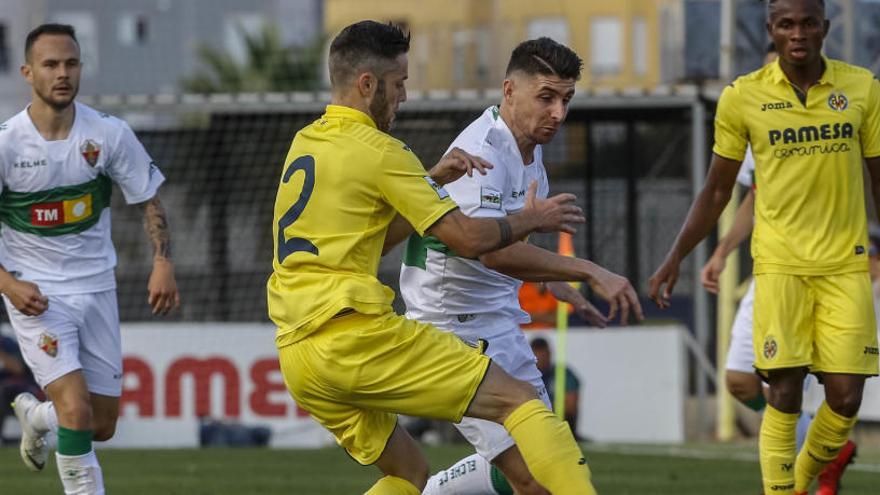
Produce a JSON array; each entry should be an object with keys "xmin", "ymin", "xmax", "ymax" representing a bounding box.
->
[
  {"xmin": 766, "ymin": 0, "xmax": 828, "ymax": 68},
  {"xmin": 22, "ymin": 34, "xmax": 81, "ymax": 110},
  {"xmin": 369, "ymin": 54, "xmax": 408, "ymax": 133},
  {"xmin": 505, "ymin": 73, "xmax": 575, "ymax": 146}
]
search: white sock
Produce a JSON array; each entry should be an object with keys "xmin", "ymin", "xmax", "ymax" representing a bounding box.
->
[
  {"xmin": 423, "ymin": 453, "xmax": 497, "ymax": 495},
  {"xmin": 56, "ymin": 450, "xmax": 105, "ymax": 495},
  {"xmin": 30, "ymin": 401, "xmax": 59, "ymax": 434},
  {"xmin": 795, "ymin": 411, "xmax": 812, "ymax": 453}
]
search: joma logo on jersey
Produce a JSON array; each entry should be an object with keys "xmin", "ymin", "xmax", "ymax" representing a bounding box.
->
[
  {"xmin": 768, "ymin": 122, "xmax": 854, "ymax": 146},
  {"xmin": 761, "ymin": 101, "xmax": 793, "ymax": 111}
]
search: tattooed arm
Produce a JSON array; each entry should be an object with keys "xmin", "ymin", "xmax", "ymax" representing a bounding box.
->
[{"xmin": 140, "ymin": 196, "xmax": 180, "ymax": 315}]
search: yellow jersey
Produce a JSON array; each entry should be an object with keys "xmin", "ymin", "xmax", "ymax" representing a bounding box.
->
[
  {"xmin": 267, "ymin": 105, "xmax": 458, "ymax": 346},
  {"xmin": 714, "ymin": 58, "xmax": 880, "ymax": 275}
]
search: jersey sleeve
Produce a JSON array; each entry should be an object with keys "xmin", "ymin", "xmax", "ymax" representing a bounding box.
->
[
  {"xmin": 377, "ymin": 142, "xmax": 458, "ymax": 236},
  {"xmin": 443, "ymin": 148, "xmax": 508, "ymax": 219},
  {"xmin": 713, "ymin": 83, "xmax": 749, "ymax": 162},
  {"xmin": 105, "ymin": 121, "xmax": 165, "ymax": 204},
  {"xmin": 861, "ymin": 78, "xmax": 880, "ymax": 159}
]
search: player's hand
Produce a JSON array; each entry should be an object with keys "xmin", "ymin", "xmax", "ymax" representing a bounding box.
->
[
  {"xmin": 429, "ymin": 147, "xmax": 493, "ymax": 186},
  {"xmin": 148, "ymin": 259, "xmax": 180, "ymax": 316},
  {"xmin": 700, "ymin": 253, "xmax": 726, "ymax": 294},
  {"xmin": 3, "ymin": 279, "xmax": 48, "ymax": 316},
  {"xmin": 585, "ymin": 268, "xmax": 643, "ymax": 325},
  {"xmin": 648, "ymin": 257, "xmax": 681, "ymax": 309},
  {"xmin": 523, "ymin": 181, "xmax": 585, "ymax": 234},
  {"xmin": 546, "ymin": 281, "xmax": 608, "ymax": 328}
]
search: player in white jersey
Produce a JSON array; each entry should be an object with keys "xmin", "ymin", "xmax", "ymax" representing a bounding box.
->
[
  {"xmin": 2, "ymin": 24, "xmax": 179, "ymax": 495},
  {"xmin": 399, "ymin": 38, "xmax": 642, "ymax": 495}
]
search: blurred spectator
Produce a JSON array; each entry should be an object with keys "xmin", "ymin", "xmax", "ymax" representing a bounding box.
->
[
  {"xmin": 0, "ymin": 333, "xmax": 42, "ymax": 445},
  {"xmin": 530, "ymin": 337, "xmax": 581, "ymax": 436}
]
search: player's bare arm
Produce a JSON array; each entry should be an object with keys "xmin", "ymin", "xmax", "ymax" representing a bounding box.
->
[
  {"xmin": 648, "ymin": 153, "xmax": 741, "ymax": 308},
  {"xmin": 544, "ymin": 281, "xmax": 608, "ymax": 328},
  {"xmin": 866, "ymin": 156, "xmax": 880, "ymax": 219},
  {"xmin": 480, "ymin": 242, "xmax": 641, "ymax": 324},
  {"xmin": 382, "ymin": 147, "xmax": 494, "ymax": 255},
  {"xmin": 0, "ymin": 267, "xmax": 48, "ymax": 316},
  {"xmin": 701, "ymin": 188, "xmax": 754, "ymax": 294},
  {"xmin": 139, "ymin": 195, "xmax": 180, "ymax": 315},
  {"xmin": 427, "ymin": 181, "xmax": 584, "ymax": 259}
]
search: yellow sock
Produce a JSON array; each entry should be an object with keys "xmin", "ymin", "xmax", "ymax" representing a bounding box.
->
[
  {"xmin": 794, "ymin": 402, "xmax": 856, "ymax": 493},
  {"xmin": 760, "ymin": 405, "xmax": 799, "ymax": 495},
  {"xmin": 365, "ymin": 475, "xmax": 420, "ymax": 495},
  {"xmin": 503, "ymin": 399, "xmax": 596, "ymax": 495}
]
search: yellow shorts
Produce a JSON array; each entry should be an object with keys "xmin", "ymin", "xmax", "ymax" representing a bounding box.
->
[
  {"xmin": 753, "ymin": 272, "xmax": 879, "ymax": 375},
  {"xmin": 277, "ymin": 311, "xmax": 490, "ymax": 465}
]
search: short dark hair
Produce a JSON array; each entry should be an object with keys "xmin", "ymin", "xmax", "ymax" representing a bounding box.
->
[
  {"xmin": 25, "ymin": 23, "xmax": 78, "ymax": 61},
  {"xmin": 328, "ymin": 20, "xmax": 410, "ymax": 88},
  {"xmin": 530, "ymin": 337, "xmax": 550, "ymax": 352},
  {"xmin": 505, "ymin": 37, "xmax": 583, "ymax": 81},
  {"xmin": 767, "ymin": 0, "xmax": 825, "ymax": 17}
]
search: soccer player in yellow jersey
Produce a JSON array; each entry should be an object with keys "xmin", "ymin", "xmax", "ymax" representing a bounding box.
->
[
  {"xmin": 649, "ymin": 1, "xmax": 880, "ymax": 494},
  {"xmin": 268, "ymin": 21, "xmax": 595, "ymax": 494}
]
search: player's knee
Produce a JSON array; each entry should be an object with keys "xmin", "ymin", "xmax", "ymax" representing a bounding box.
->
[
  {"xmin": 92, "ymin": 418, "xmax": 117, "ymax": 441},
  {"xmin": 826, "ymin": 391, "xmax": 862, "ymax": 418},
  {"xmin": 726, "ymin": 374, "xmax": 760, "ymax": 404},
  {"xmin": 54, "ymin": 397, "xmax": 93, "ymax": 430},
  {"xmin": 497, "ymin": 378, "xmax": 539, "ymax": 418}
]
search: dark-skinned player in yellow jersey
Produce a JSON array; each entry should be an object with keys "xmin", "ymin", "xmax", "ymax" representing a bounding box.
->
[{"xmin": 649, "ymin": 1, "xmax": 880, "ymax": 494}]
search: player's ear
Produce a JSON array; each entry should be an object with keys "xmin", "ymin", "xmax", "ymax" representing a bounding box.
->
[
  {"xmin": 356, "ymin": 72, "xmax": 376, "ymax": 98},
  {"xmin": 20, "ymin": 63, "xmax": 32, "ymax": 82},
  {"xmin": 502, "ymin": 78, "xmax": 514, "ymax": 104}
]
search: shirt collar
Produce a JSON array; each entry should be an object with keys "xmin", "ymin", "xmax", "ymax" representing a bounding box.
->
[
  {"xmin": 323, "ymin": 104, "xmax": 377, "ymax": 129},
  {"xmin": 769, "ymin": 56, "xmax": 835, "ymax": 87}
]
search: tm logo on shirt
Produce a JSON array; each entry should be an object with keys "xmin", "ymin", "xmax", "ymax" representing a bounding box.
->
[{"xmin": 480, "ymin": 187, "xmax": 502, "ymax": 210}]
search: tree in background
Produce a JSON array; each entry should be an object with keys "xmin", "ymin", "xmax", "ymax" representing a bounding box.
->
[{"xmin": 181, "ymin": 24, "xmax": 323, "ymax": 93}]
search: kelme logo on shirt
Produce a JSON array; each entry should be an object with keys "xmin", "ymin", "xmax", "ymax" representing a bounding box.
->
[
  {"xmin": 31, "ymin": 194, "xmax": 93, "ymax": 227},
  {"xmin": 828, "ymin": 92, "xmax": 848, "ymax": 111},
  {"xmin": 80, "ymin": 139, "xmax": 101, "ymax": 167},
  {"xmin": 423, "ymin": 176, "xmax": 449, "ymax": 200}
]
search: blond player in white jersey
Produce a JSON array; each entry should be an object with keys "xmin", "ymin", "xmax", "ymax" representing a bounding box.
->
[
  {"xmin": 399, "ymin": 38, "xmax": 642, "ymax": 495},
  {"xmin": 2, "ymin": 24, "xmax": 179, "ymax": 495}
]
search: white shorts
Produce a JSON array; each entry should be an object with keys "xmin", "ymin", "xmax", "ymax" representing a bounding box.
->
[
  {"xmin": 725, "ymin": 280, "xmax": 756, "ymax": 374},
  {"xmin": 443, "ymin": 318, "xmax": 550, "ymax": 461},
  {"xmin": 4, "ymin": 290, "xmax": 122, "ymax": 396}
]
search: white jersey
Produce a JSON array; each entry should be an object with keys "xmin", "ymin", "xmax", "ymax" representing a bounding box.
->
[
  {"xmin": 400, "ymin": 106, "xmax": 550, "ymax": 332},
  {"xmin": 0, "ymin": 102, "xmax": 164, "ymax": 295},
  {"xmin": 736, "ymin": 147, "xmax": 756, "ymax": 188}
]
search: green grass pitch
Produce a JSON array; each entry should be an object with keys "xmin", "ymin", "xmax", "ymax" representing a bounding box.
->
[{"xmin": 2, "ymin": 442, "xmax": 878, "ymax": 494}]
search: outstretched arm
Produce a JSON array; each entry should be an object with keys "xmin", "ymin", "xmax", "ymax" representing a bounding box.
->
[
  {"xmin": 648, "ymin": 154, "xmax": 741, "ymax": 308},
  {"xmin": 382, "ymin": 147, "xmax": 493, "ymax": 255},
  {"xmin": 139, "ymin": 195, "xmax": 180, "ymax": 315},
  {"xmin": 700, "ymin": 188, "xmax": 754, "ymax": 294},
  {"xmin": 480, "ymin": 242, "xmax": 641, "ymax": 325}
]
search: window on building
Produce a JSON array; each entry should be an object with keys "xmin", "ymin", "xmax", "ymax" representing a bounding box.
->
[
  {"xmin": 119, "ymin": 14, "xmax": 150, "ymax": 46},
  {"xmin": 590, "ymin": 17, "xmax": 622, "ymax": 76},
  {"xmin": 633, "ymin": 17, "xmax": 647, "ymax": 76},
  {"xmin": 0, "ymin": 23, "xmax": 8, "ymax": 73},
  {"xmin": 527, "ymin": 17, "xmax": 569, "ymax": 45}
]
